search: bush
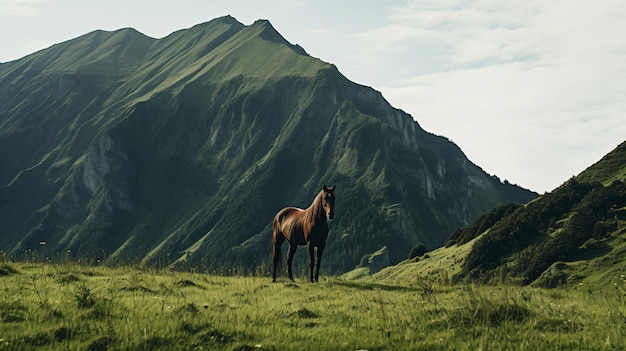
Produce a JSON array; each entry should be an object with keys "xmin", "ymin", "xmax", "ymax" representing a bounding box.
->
[
  {"xmin": 409, "ymin": 244, "xmax": 427, "ymax": 259},
  {"xmin": 74, "ymin": 283, "xmax": 96, "ymax": 309}
]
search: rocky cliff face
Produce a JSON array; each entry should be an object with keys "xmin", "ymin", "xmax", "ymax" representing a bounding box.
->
[{"xmin": 0, "ymin": 16, "xmax": 537, "ymax": 272}]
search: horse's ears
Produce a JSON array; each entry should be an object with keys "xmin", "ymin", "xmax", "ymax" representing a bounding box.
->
[{"xmin": 323, "ymin": 184, "xmax": 336, "ymax": 192}]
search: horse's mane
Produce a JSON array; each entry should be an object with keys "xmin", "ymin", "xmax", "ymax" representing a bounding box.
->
[{"xmin": 306, "ymin": 189, "xmax": 326, "ymax": 223}]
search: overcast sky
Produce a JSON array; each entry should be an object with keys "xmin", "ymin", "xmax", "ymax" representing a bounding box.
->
[{"xmin": 1, "ymin": 0, "xmax": 624, "ymax": 193}]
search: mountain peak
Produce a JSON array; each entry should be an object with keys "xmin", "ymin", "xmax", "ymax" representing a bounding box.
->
[
  {"xmin": 200, "ymin": 15, "xmax": 246, "ymax": 30},
  {"xmin": 217, "ymin": 14, "xmax": 243, "ymax": 25},
  {"xmin": 181, "ymin": 15, "xmax": 245, "ymax": 36},
  {"xmin": 249, "ymin": 19, "xmax": 308, "ymax": 56}
]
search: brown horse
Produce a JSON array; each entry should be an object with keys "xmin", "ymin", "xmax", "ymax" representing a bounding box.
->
[{"xmin": 272, "ymin": 184, "xmax": 336, "ymax": 282}]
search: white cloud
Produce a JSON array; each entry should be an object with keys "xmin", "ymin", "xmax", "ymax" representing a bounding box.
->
[
  {"xmin": 16, "ymin": 37, "xmax": 54, "ymax": 57},
  {"xmin": 380, "ymin": 60, "xmax": 625, "ymax": 190},
  {"xmin": 388, "ymin": 1, "xmax": 537, "ymax": 62},
  {"xmin": 0, "ymin": 0, "xmax": 45, "ymax": 17},
  {"xmin": 370, "ymin": 0, "xmax": 626, "ymax": 192}
]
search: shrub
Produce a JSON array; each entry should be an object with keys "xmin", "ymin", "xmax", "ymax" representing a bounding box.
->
[
  {"xmin": 409, "ymin": 244, "xmax": 427, "ymax": 259},
  {"xmin": 74, "ymin": 283, "xmax": 96, "ymax": 309}
]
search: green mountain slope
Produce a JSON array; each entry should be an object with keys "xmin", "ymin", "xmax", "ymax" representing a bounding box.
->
[
  {"xmin": 0, "ymin": 16, "xmax": 536, "ymax": 273},
  {"xmin": 371, "ymin": 141, "xmax": 625, "ymax": 287}
]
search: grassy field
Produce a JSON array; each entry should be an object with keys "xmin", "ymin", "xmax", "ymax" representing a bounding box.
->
[{"xmin": 1, "ymin": 259, "xmax": 625, "ymax": 351}]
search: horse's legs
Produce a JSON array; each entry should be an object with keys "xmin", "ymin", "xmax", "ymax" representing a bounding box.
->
[
  {"xmin": 314, "ymin": 245, "xmax": 325, "ymax": 282},
  {"xmin": 272, "ymin": 234, "xmax": 285, "ymax": 282},
  {"xmin": 286, "ymin": 243, "xmax": 298, "ymax": 281},
  {"xmin": 307, "ymin": 243, "xmax": 315, "ymax": 282}
]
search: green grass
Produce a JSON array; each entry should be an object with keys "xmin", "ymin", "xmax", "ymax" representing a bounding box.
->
[{"xmin": 1, "ymin": 260, "xmax": 626, "ymax": 350}]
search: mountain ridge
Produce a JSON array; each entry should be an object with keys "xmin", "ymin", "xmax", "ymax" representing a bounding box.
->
[{"xmin": 0, "ymin": 17, "xmax": 536, "ymax": 272}]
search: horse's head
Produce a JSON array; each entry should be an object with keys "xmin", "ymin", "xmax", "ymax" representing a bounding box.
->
[{"xmin": 321, "ymin": 184, "xmax": 336, "ymax": 220}]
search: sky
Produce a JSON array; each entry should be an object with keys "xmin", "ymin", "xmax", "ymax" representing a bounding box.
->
[{"xmin": 1, "ymin": 0, "xmax": 625, "ymax": 193}]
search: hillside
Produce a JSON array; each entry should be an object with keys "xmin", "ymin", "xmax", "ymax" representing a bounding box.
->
[
  {"xmin": 0, "ymin": 16, "xmax": 536, "ymax": 273},
  {"xmin": 371, "ymin": 141, "xmax": 626, "ymax": 287}
]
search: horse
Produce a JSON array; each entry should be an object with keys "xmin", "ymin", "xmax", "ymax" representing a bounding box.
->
[{"xmin": 272, "ymin": 184, "xmax": 336, "ymax": 282}]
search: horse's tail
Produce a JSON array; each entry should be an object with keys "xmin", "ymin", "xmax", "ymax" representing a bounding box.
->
[
  {"xmin": 271, "ymin": 218, "xmax": 279, "ymax": 262},
  {"xmin": 271, "ymin": 215, "xmax": 284, "ymax": 281}
]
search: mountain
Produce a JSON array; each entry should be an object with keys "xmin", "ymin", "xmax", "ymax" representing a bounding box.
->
[
  {"xmin": 370, "ymin": 141, "xmax": 625, "ymax": 287},
  {"xmin": 0, "ymin": 16, "xmax": 537, "ymax": 273}
]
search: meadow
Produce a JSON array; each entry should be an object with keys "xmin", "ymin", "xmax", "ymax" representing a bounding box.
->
[{"xmin": 1, "ymin": 259, "xmax": 625, "ymax": 351}]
